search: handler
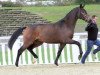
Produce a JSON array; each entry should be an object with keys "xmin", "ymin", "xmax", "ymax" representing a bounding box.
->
[{"xmin": 81, "ymin": 15, "xmax": 100, "ymax": 64}]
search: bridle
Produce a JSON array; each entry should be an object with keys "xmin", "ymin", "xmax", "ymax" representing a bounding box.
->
[
  {"xmin": 77, "ymin": 8, "xmax": 90, "ymax": 22},
  {"xmin": 81, "ymin": 12, "xmax": 90, "ymax": 22}
]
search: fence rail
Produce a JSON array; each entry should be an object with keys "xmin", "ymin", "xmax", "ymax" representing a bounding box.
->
[{"xmin": 0, "ymin": 32, "xmax": 100, "ymax": 66}]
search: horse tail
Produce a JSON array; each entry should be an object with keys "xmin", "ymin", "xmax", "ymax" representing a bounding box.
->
[{"xmin": 8, "ymin": 27, "xmax": 26, "ymax": 50}]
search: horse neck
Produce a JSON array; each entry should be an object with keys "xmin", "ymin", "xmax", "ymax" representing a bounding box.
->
[
  {"xmin": 64, "ymin": 10, "xmax": 78, "ymax": 29},
  {"xmin": 55, "ymin": 8, "xmax": 78, "ymax": 31}
]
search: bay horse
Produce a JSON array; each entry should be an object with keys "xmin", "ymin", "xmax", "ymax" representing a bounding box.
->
[{"xmin": 8, "ymin": 4, "xmax": 90, "ymax": 67}]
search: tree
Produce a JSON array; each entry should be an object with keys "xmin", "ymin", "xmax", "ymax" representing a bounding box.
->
[
  {"xmin": 95, "ymin": 0, "xmax": 100, "ymax": 2},
  {"xmin": 76, "ymin": 0, "xmax": 95, "ymax": 3}
]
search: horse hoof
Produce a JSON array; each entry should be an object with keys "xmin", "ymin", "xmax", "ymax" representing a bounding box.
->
[
  {"xmin": 54, "ymin": 62, "xmax": 58, "ymax": 66},
  {"xmin": 15, "ymin": 64, "xmax": 18, "ymax": 67},
  {"xmin": 78, "ymin": 55, "xmax": 82, "ymax": 60},
  {"xmin": 15, "ymin": 62, "xmax": 19, "ymax": 67},
  {"xmin": 32, "ymin": 58, "xmax": 37, "ymax": 64}
]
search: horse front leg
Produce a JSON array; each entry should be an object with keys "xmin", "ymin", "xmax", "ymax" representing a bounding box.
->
[
  {"xmin": 54, "ymin": 43, "xmax": 66, "ymax": 66},
  {"xmin": 68, "ymin": 40, "xmax": 83, "ymax": 60}
]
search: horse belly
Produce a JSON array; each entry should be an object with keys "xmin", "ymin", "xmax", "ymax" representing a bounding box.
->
[
  {"xmin": 39, "ymin": 33, "xmax": 66, "ymax": 43},
  {"xmin": 38, "ymin": 32, "xmax": 60, "ymax": 43},
  {"xmin": 40, "ymin": 33, "xmax": 73, "ymax": 43},
  {"xmin": 45, "ymin": 37, "xmax": 61, "ymax": 43}
]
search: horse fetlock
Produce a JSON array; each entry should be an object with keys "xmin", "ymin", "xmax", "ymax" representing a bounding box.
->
[
  {"xmin": 32, "ymin": 58, "xmax": 37, "ymax": 64},
  {"xmin": 78, "ymin": 54, "xmax": 82, "ymax": 60},
  {"xmin": 80, "ymin": 51, "xmax": 83, "ymax": 54},
  {"xmin": 54, "ymin": 62, "xmax": 58, "ymax": 66}
]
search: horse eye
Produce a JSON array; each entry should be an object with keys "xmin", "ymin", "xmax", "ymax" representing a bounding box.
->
[{"xmin": 81, "ymin": 12, "xmax": 84, "ymax": 15}]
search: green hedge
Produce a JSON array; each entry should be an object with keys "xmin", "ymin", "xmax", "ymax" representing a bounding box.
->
[
  {"xmin": 76, "ymin": 0, "xmax": 100, "ymax": 4},
  {"xmin": 0, "ymin": 1, "xmax": 23, "ymax": 7}
]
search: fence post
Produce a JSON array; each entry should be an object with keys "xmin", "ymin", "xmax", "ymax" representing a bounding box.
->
[
  {"xmin": 38, "ymin": 45, "xmax": 43, "ymax": 64},
  {"xmin": 12, "ymin": 38, "xmax": 20, "ymax": 65},
  {"xmin": 61, "ymin": 49, "xmax": 66, "ymax": 63},
  {"xmin": 67, "ymin": 44, "xmax": 71, "ymax": 63},
  {"xmin": 7, "ymin": 47, "xmax": 12, "ymax": 65},
  {"xmin": 55, "ymin": 44, "xmax": 60, "ymax": 63},
  {"xmin": 1, "ymin": 44, "xmax": 7, "ymax": 65},
  {"xmin": 43, "ymin": 43, "xmax": 49, "ymax": 64},
  {"xmin": 27, "ymin": 51, "xmax": 32, "ymax": 65},
  {"xmin": 33, "ymin": 48, "xmax": 37, "ymax": 64},
  {"xmin": 22, "ymin": 51, "xmax": 26, "ymax": 65},
  {"xmin": 71, "ymin": 36, "xmax": 80, "ymax": 63},
  {"xmin": 49, "ymin": 44, "xmax": 54, "ymax": 64},
  {"xmin": 72, "ymin": 44, "xmax": 79, "ymax": 63}
]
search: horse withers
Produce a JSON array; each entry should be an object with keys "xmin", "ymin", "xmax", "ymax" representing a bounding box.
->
[{"xmin": 8, "ymin": 4, "xmax": 90, "ymax": 67}]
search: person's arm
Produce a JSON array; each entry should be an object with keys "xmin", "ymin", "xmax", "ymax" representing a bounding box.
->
[
  {"xmin": 85, "ymin": 26, "xmax": 88, "ymax": 31},
  {"xmin": 85, "ymin": 23, "xmax": 94, "ymax": 31},
  {"xmin": 85, "ymin": 24, "xmax": 91, "ymax": 31}
]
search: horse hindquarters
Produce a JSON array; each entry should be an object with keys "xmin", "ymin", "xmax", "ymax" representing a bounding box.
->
[{"xmin": 16, "ymin": 27, "xmax": 43, "ymax": 66}]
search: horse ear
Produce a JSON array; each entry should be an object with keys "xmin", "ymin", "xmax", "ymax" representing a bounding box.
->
[{"xmin": 80, "ymin": 4, "xmax": 85, "ymax": 8}]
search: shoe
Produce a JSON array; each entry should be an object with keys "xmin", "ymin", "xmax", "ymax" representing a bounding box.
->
[{"xmin": 80, "ymin": 61, "xmax": 85, "ymax": 64}]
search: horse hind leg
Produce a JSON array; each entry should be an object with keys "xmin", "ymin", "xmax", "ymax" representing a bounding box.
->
[
  {"xmin": 15, "ymin": 45, "xmax": 26, "ymax": 67},
  {"xmin": 27, "ymin": 45, "xmax": 38, "ymax": 64},
  {"xmin": 27, "ymin": 44, "xmax": 38, "ymax": 59},
  {"xmin": 27, "ymin": 40, "xmax": 43, "ymax": 64},
  {"xmin": 15, "ymin": 39, "xmax": 34, "ymax": 67}
]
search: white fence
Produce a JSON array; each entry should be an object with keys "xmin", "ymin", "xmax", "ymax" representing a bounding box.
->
[{"xmin": 0, "ymin": 32, "xmax": 100, "ymax": 66}]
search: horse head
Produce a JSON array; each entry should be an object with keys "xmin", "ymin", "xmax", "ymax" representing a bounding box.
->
[{"xmin": 77, "ymin": 4, "xmax": 90, "ymax": 22}]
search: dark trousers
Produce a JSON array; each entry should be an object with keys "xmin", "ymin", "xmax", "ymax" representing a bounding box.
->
[{"xmin": 81, "ymin": 39, "xmax": 100, "ymax": 63}]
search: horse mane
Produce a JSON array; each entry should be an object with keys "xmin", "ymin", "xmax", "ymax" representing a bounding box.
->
[{"xmin": 55, "ymin": 7, "xmax": 79, "ymax": 25}]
